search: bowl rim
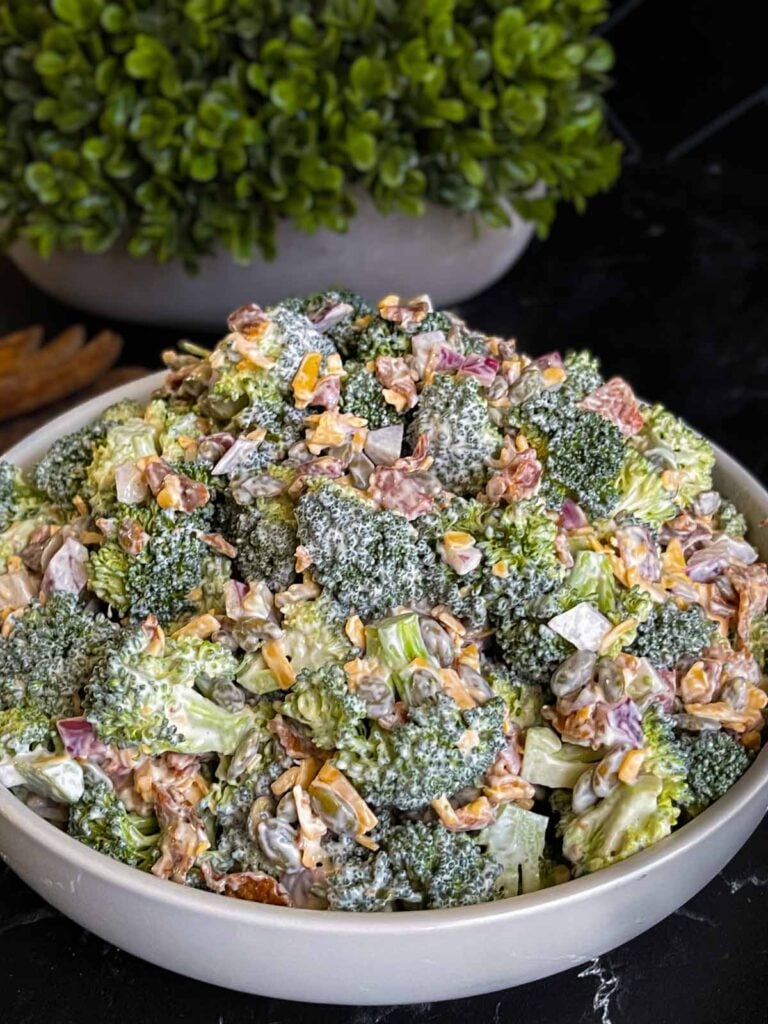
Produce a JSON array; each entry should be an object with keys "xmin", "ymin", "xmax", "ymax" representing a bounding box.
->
[{"xmin": 2, "ymin": 370, "xmax": 768, "ymax": 934}]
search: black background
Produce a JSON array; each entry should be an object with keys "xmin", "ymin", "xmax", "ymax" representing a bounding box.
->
[{"xmin": 1, "ymin": 1, "xmax": 767, "ymax": 1021}]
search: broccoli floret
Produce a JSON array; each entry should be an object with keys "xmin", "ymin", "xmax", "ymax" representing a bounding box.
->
[
  {"xmin": 629, "ymin": 601, "xmax": 715, "ymax": 667},
  {"xmin": 678, "ymin": 730, "xmax": 751, "ymax": 815},
  {"xmin": 101, "ymin": 399, "xmax": 145, "ymax": 424},
  {"xmin": 340, "ymin": 362, "xmax": 401, "ymax": 429},
  {"xmin": 407, "ymin": 374, "xmax": 500, "ymax": 494},
  {"xmin": 610, "ymin": 450, "xmax": 679, "ymax": 528},
  {"xmin": 480, "ymin": 499, "xmax": 566, "ymax": 620},
  {"xmin": 68, "ymin": 771, "xmax": 159, "ymax": 869},
  {"xmin": 144, "ymin": 398, "xmax": 204, "ymax": 463},
  {"xmin": 325, "ymin": 847, "xmax": 419, "ymax": 912},
  {"xmin": 334, "ymin": 696, "xmax": 506, "ymax": 810},
  {"xmin": 85, "ymin": 416, "xmax": 159, "ymax": 509},
  {"xmin": 281, "ymin": 664, "xmax": 366, "ymax": 749},
  {"xmin": 221, "ymin": 493, "xmax": 297, "ymax": 592},
  {"xmin": 714, "ymin": 500, "xmax": 747, "ymax": 538},
  {"xmin": 559, "ymin": 772, "xmax": 679, "ymax": 876},
  {"xmin": 507, "ymin": 350, "xmax": 603, "ymax": 440},
  {"xmin": 495, "ymin": 620, "xmax": 572, "ymax": 685},
  {"xmin": 0, "ymin": 703, "xmax": 52, "ymax": 760},
  {"xmin": 31, "ymin": 424, "xmax": 107, "ymax": 506},
  {"xmin": 0, "ymin": 594, "xmax": 119, "ymax": 718},
  {"xmin": 520, "ymin": 726, "xmax": 602, "ymax": 789},
  {"xmin": 205, "ymin": 761, "xmax": 285, "ymax": 876},
  {"xmin": 295, "ymin": 481, "xmax": 425, "ymax": 619},
  {"xmin": 546, "ymin": 411, "xmax": 626, "ymax": 518},
  {"xmin": 84, "ymin": 629, "xmax": 251, "ymax": 755},
  {"xmin": 641, "ymin": 702, "xmax": 690, "ymax": 811},
  {"xmin": 482, "ymin": 661, "xmax": 544, "ymax": 729},
  {"xmin": 89, "ymin": 503, "xmax": 215, "ymax": 623},
  {"xmin": 0, "ymin": 460, "xmax": 43, "ymax": 532},
  {"xmin": 477, "ymin": 802, "xmax": 549, "ymax": 897},
  {"xmin": 632, "ymin": 404, "xmax": 714, "ymax": 508}
]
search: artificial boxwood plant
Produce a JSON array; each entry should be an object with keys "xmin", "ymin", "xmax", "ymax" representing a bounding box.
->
[{"xmin": 0, "ymin": 0, "xmax": 621, "ymax": 268}]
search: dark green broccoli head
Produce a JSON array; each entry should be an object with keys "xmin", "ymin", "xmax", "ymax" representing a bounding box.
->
[
  {"xmin": 0, "ymin": 594, "xmax": 119, "ymax": 717},
  {"xmin": 296, "ymin": 481, "xmax": 425, "ymax": 619},
  {"xmin": 408, "ymin": 374, "xmax": 500, "ymax": 494},
  {"xmin": 280, "ymin": 664, "xmax": 367, "ymax": 750},
  {"xmin": 68, "ymin": 772, "xmax": 159, "ymax": 870},
  {"xmin": 0, "ymin": 702, "xmax": 53, "ymax": 759},
  {"xmin": 221, "ymin": 492, "xmax": 298, "ymax": 592},
  {"xmin": 88, "ymin": 502, "xmax": 216, "ymax": 623},
  {"xmin": 340, "ymin": 362, "xmax": 401, "ymax": 429},
  {"xmin": 679, "ymin": 730, "xmax": 751, "ymax": 814},
  {"xmin": 494, "ymin": 619, "xmax": 572, "ymax": 685},
  {"xmin": 629, "ymin": 601, "xmax": 715, "ymax": 667},
  {"xmin": 546, "ymin": 411, "xmax": 626, "ymax": 518},
  {"xmin": 32, "ymin": 423, "xmax": 106, "ymax": 506},
  {"xmin": 297, "ymin": 290, "xmax": 373, "ymax": 358},
  {"xmin": 334, "ymin": 695, "xmax": 506, "ymax": 810},
  {"xmin": 714, "ymin": 500, "xmax": 747, "ymax": 538}
]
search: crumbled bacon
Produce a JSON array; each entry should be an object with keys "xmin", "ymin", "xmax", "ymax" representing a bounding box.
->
[
  {"xmin": 368, "ymin": 434, "xmax": 440, "ymax": 520},
  {"xmin": 269, "ymin": 714, "xmax": 326, "ymax": 760},
  {"xmin": 486, "ymin": 448, "xmax": 542, "ymax": 504},
  {"xmin": 227, "ymin": 302, "xmax": 270, "ymax": 339},
  {"xmin": 212, "ymin": 871, "xmax": 292, "ymax": 906},
  {"xmin": 374, "ymin": 355, "xmax": 417, "ymax": 411},
  {"xmin": 377, "ymin": 293, "xmax": 431, "ymax": 328},
  {"xmin": 725, "ymin": 561, "xmax": 768, "ymax": 650},
  {"xmin": 118, "ymin": 517, "xmax": 148, "ymax": 555},
  {"xmin": 197, "ymin": 532, "xmax": 237, "ymax": 559},
  {"xmin": 580, "ymin": 377, "xmax": 645, "ymax": 437}
]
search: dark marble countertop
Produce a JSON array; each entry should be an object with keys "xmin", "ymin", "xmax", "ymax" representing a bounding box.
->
[{"xmin": 1, "ymin": 0, "xmax": 767, "ymax": 1011}]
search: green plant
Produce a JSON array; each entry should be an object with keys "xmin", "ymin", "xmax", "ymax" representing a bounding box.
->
[{"xmin": 0, "ymin": 0, "xmax": 621, "ymax": 268}]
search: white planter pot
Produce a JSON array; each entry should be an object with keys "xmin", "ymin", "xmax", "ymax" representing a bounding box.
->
[{"xmin": 9, "ymin": 195, "xmax": 535, "ymax": 330}]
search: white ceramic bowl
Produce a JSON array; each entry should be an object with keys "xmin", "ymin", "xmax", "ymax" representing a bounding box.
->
[{"xmin": 1, "ymin": 373, "xmax": 767, "ymax": 1005}]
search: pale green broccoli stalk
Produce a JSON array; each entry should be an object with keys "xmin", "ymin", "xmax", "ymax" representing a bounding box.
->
[
  {"xmin": 407, "ymin": 374, "xmax": 500, "ymax": 494},
  {"xmin": 494, "ymin": 620, "xmax": 572, "ymax": 686},
  {"xmin": 610, "ymin": 450, "xmax": 679, "ymax": 528},
  {"xmin": 678, "ymin": 730, "xmax": 751, "ymax": 815},
  {"xmin": 563, "ymin": 550, "xmax": 621, "ymax": 620},
  {"xmin": 364, "ymin": 611, "xmax": 435, "ymax": 705},
  {"xmin": 482, "ymin": 661, "xmax": 544, "ymax": 729},
  {"xmin": 559, "ymin": 773, "xmax": 679, "ymax": 876},
  {"xmin": 520, "ymin": 727, "xmax": 602, "ymax": 789},
  {"xmin": 0, "ymin": 459, "xmax": 44, "ymax": 532},
  {"xmin": 0, "ymin": 703, "xmax": 52, "ymax": 761},
  {"xmin": 327, "ymin": 819, "xmax": 499, "ymax": 912},
  {"xmin": 89, "ymin": 504, "xmax": 215, "ymax": 623},
  {"xmin": 477, "ymin": 802, "xmax": 549, "ymax": 897},
  {"xmin": 32, "ymin": 424, "xmax": 106, "ymax": 505},
  {"xmin": 296, "ymin": 481, "xmax": 425, "ymax": 619},
  {"xmin": 222, "ymin": 493, "xmax": 298, "ymax": 592},
  {"xmin": 85, "ymin": 416, "xmax": 159, "ymax": 509},
  {"xmin": 10, "ymin": 751, "xmax": 85, "ymax": 804},
  {"xmin": 341, "ymin": 362, "xmax": 401, "ymax": 429},
  {"xmin": 84, "ymin": 630, "xmax": 250, "ymax": 755},
  {"xmin": 280, "ymin": 664, "xmax": 366, "ymax": 749},
  {"xmin": 632, "ymin": 404, "xmax": 714, "ymax": 508},
  {"xmin": 546, "ymin": 411, "xmax": 626, "ymax": 518},
  {"xmin": 629, "ymin": 601, "xmax": 715, "ymax": 667},
  {"xmin": 144, "ymin": 398, "xmax": 204, "ymax": 463},
  {"xmin": 751, "ymin": 615, "xmax": 768, "ymax": 673},
  {"xmin": 0, "ymin": 594, "xmax": 119, "ymax": 718},
  {"xmin": 334, "ymin": 696, "xmax": 506, "ymax": 810},
  {"xmin": 481, "ymin": 499, "xmax": 567, "ymax": 619},
  {"xmin": 68, "ymin": 770, "xmax": 159, "ymax": 870}
]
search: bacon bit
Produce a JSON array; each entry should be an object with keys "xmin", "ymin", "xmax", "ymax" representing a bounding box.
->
[
  {"xmin": 172, "ymin": 613, "xmax": 220, "ymax": 640},
  {"xmin": 292, "ymin": 352, "xmax": 323, "ymax": 408},
  {"xmin": 268, "ymin": 714, "xmax": 326, "ymax": 761},
  {"xmin": 227, "ymin": 302, "xmax": 271, "ymax": 340},
  {"xmin": 725, "ymin": 562, "xmax": 768, "ymax": 651},
  {"xmin": 294, "ymin": 544, "xmax": 313, "ymax": 573},
  {"xmin": 275, "ymin": 578, "xmax": 322, "ymax": 610},
  {"xmin": 138, "ymin": 614, "xmax": 165, "ymax": 655},
  {"xmin": 580, "ymin": 377, "xmax": 645, "ymax": 437},
  {"xmin": 306, "ymin": 410, "xmax": 367, "ymax": 454},
  {"xmin": 554, "ymin": 530, "xmax": 574, "ymax": 570},
  {"xmin": 345, "ymin": 615, "xmax": 365, "ymax": 650},
  {"xmin": 197, "ymin": 532, "xmax": 237, "ymax": 559},
  {"xmin": 309, "ymin": 763, "xmax": 378, "ymax": 847},
  {"xmin": 438, "ymin": 667, "xmax": 476, "ymax": 709},
  {"xmin": 618, "ymin": 748, "xmax": 645, "ymax": 784},
  {"xmin": 598, "ymin": 618, "xmax": 637, "ymax": 654},
  {"xmin": 262, "ymin": 638, "xmax": 296, "ymax": 689},
  {"xmin": 309, "ymin": 374, "xmax": 342, "ymax": 410},
  {"xmin": 374, "ymin": 355, "xmax": 418, "ymax": 412},
  {"xmin": 212, "ymin": 870, "xmax": 292, "ymax": 906},
  {"xmin": 377, "ymin": 293, "xmax": 431, "ymax": 328},
  {"xmin": 368, "ymin": 433, "xmax": 438, "ymax": 520},
  {"xmin": 286, "ymin": 457, "xmax": 348, "ymax": 500},
  {"xmin": 117, "ymin": 517, "xmax": 148, "ymax": 556},
  {"xmin": 157, "ymin": 472, "xmax": 210, "ymax": 513},
  {"xmin": 486, "ymin": 447, "xmax": 542, "ymax": 504},
  {"xmin": 139, "ymin": 455, "xmax": 175, "ymax": 494},
  {"xmin": 432, "ymin": 795, "xmax": 496, "ymax": 831},
  {"xmin": 293, "ymin": 785, "xmax": 328, "ymax": 869}
]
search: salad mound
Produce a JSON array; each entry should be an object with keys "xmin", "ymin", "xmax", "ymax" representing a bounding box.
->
[{"xmin": 1, "ymin": 292, "xmax": 766, "ymax": 912}]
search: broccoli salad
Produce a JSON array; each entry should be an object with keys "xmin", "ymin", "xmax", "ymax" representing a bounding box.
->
[{"xmin": 1, "ymin": 291, "xmax": 766, "ymax": 912}]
